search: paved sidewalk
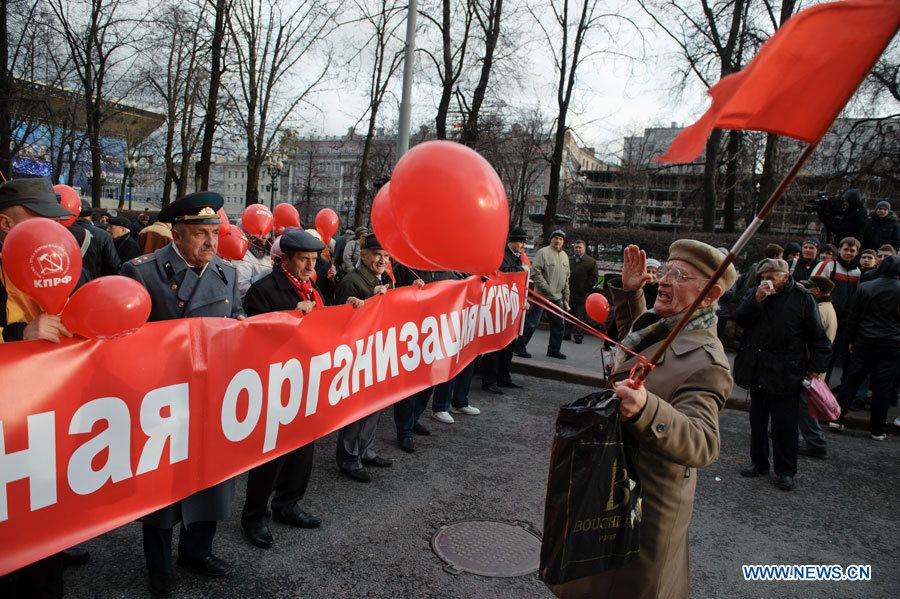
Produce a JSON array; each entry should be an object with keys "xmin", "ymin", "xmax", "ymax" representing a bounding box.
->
[{"xmin": 512, "ymin": 328, "xmax": 900, "ymax": 434}]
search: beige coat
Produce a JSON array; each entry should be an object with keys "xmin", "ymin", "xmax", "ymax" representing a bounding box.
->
[
  {"xmin": 552, "ymin": 286, "xmax": 733, "ymax": 599},
  {"xmin": 817, "ymin": 300, "xmax": 838, "ymax": 342},
  {"xmin": 531, "ymin": 245, "xmax": 571, "ymax": 302}
]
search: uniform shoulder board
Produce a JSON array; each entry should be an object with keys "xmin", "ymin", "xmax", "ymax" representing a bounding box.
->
[
  {"xmin": 129, "ymin": 254, "xmax": 154, "ymax": 266},
  {"xmin": 216, "ymin": 257, "xmax": 237, "ymax": 272}
]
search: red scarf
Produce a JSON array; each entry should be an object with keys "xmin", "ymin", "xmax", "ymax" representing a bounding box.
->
[{"xmin": 281, "ymin": 264, "xmax": 324, "ymax": 307}]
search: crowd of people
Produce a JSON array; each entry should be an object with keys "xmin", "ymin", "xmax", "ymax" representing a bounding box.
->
[{"xmin": 1, "ymin": 177, "xmax": 897, "ymax": 598}]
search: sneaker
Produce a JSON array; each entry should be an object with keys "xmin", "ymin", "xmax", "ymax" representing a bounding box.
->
[
  {"xmin": 828, "ymin": 422, "xmax": 844, "ymax": 432},
  {"xmin": 432, "ymin": 411, "xmax": 455, "ymax": 424},
  {"xmin": 451, "ymin": 405, "xmax": 480, "ymax": 415},
  {"xmin": 871, "ymin": 433, "xmax": 887, "ymax": 441}
]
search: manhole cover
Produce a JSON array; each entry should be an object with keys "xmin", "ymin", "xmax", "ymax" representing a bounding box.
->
[{"xmin": 431, "ymin": 519, "xmax": 541, "ymax": 577}]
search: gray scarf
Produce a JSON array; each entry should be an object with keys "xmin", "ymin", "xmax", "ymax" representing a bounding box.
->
[{"xmin": 614, "ymin": 305, "xmax": 717, "ymax": 370}]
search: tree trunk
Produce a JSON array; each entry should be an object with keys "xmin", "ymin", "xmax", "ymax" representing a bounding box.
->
[
  {"xmin": 355, "ymin": 109, "xmax": 379, "ymax": 228},
  {"xmin": 458, "ymin": 0, "xmax": 502, "ymax": 148},
  {"xmin": 88, "ymin": 120, "xmax": 104, "ymax": 207},
  {"xmin": 701, "ymin": 129, "xmax": 721, "ymax": 232},
  {"xmin": 435, "ymin": 0, "xmax": 452, "ymax": 140},
  {"xmin": 197, "ymin": 0, "xmax": 227, "ymax": 190},
  {"xmin": 756, "ymin": 132, "xmax": 780, "ymax": 231},
  {"xmin": 542, "ymin": 115, "xmax": 567, "ymax": 243},
  {"xmin": 722, "ymin": 130, "xmax": 741, "ymax": 232},
  {"xmin": 0, "ymin": 0, "xmax": 11, "ymax": 179},
  {"xmin": 246, "ymin": 154, "xmax": 261, "ymax": 206}
]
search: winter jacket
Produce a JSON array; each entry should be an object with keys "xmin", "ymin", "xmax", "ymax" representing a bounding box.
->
[
  {"xmin": 811, "ymin": 258, "xmax": 860, "ymax": 317},
  {"xmin": 568, "ymin": 253, "xmax": 597, "ymax": 304},
  {"xmin": 818, "ymin": 189, "xmax": 867, "ymax": 243},
  {"xmin": 816, "ymin": 299, "xmax": 838, "ymax": 342},
  {"xmin": 500, "ymin": 245, "xmax": 525, "ymax": 273},
  {"xmin": 862, "ymin": 210, "xmax": 900, "ymax": 251},
  {"xmin": 845, "ymin": 257, "xmax": 900, "ymax": 349},
  {"xmin": 734, "ymin": 281, "xmax": 832, "ymax": 395},
  {"xmin": 790, "ymin": 257, "xmax": 819, "ymax": 282},
  {"xmin": 530, "ymin": 245, "xmax": 570, "ymax": 302}
]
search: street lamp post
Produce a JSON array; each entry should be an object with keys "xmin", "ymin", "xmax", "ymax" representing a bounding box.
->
[
  {"xmin": 263, "ymin": 155, "xmax": 284, "ymax": 210},
  {"xmin": 124, "ymin": 157, "xmax": 138, "ymax": 211}
]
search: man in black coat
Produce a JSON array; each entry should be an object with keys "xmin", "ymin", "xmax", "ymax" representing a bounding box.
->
[
  {"xmin": 818, "ymin": 189, "xmax": 868, "ymax": 245},
  {"xmin": 862, "ymin": 200, "xmax": 900, "ymax": 251},
  {"xmin": 480, "ymin": 227, "xmax": 528, "ymax": 393},
  {"xmin": 790, "ymin": 238, "xmax": 820, "ymax": 282},
  {"xmin": 565, "ymin": 239, "xmax": 597, "ymax": 344},
  {"xmin": 108, "ymin": 215, "xmax": 142, "ymax": 262},
  {"xmin": 833, "ymin": 256, "xmax": 900, "ymax": 440},
  {"xmin": 69, "ymin": 199, "xmax": 121, "ymax": 283},
  {"xmin": 735, "ymin": 258, "xmax": 831, "ymax": 491},
  {"xmin": 241, "ymin": 229, "xmax": 324, "ymax": 550}
]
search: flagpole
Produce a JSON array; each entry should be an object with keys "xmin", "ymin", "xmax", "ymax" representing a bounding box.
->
[{"xmin": 632, "ymin": 139, "xmax": 819, "ymax": 386}]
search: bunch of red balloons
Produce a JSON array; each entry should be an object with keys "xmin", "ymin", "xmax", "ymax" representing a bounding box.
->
[
  {"xmin": 371, "ymin": 141, "xmax": 509, "ymax": 275},
  {"xmin": 3, "ymin": 218, "xmax": 152, "ymax": 339}
]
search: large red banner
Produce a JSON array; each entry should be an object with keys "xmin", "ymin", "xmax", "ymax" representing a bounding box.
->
[{"xmin": 0, "ymin": 272, "xmax": 527, "ymax": 575}]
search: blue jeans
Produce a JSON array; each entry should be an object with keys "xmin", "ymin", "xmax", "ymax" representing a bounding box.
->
[{"xmin": 432, "ymin": 363, "xmax": 475, "ymax": 412}]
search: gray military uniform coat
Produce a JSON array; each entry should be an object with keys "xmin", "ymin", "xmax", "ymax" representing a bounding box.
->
[{"xmin": 121, "ymin": 243, "xmax": 244, "ymax": 528}]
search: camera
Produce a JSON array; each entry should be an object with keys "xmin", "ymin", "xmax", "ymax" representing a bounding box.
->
[{"xmin": 803, "ymin": 191, "xmax": 840, "ymax": 214}]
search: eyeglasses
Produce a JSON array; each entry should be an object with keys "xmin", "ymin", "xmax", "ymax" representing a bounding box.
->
[{"xmin": 658, "ymin": 265, "xmax": 708, "ymax": 283}]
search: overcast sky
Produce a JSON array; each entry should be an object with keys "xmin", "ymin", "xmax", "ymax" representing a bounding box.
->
[
  {"xmin": 288, "ymin": 0, "xmax": 896, "ymax": 165},
  {"xmin": 290, "ymin": 2, "xmax": 710, "ymax": 163}
]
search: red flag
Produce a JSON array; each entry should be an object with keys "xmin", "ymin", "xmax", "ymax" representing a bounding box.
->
[{"xmin": 658, "ymin": 0, "xmax": 900, "ymax": 164}]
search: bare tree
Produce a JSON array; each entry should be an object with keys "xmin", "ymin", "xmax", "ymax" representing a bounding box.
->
[
  {"xmin": 418, "ymin": 0, "xmax": 474, "ymax": 139},
  {"xmin": 350, "ymin": 0, "xmax": 406, "ymax": 227},
  {"xmin": 639, "ymin": 0, "xmax": 750, "ymax": 232},
  {"xmin": 227, "ymin": 0, "xmax": 335, "ymax": 206},
  {"xmin": 531, "ymin": 0, "xmax": 638, "ymax": 242},
  {"xmin": 145, "ymin": 1, "xmax": 210, "ymax": 205},
  {"xmin": 196, "ymin": 0, "xmax": 231, "ymax": 190},
  {"xmin": 456, "ymin": 0, "xmax": 503, "ymax": 147},
  {"xmin": 48, "ymin": 0, "xmax": 145, "ymax": 207}
]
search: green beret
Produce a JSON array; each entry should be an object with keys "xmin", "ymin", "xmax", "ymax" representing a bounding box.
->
[
  {"xmin": 158, "ymin": 191, "xmax": 223, "ymax": 224},
  {"xmin": 668, "ymin": 239, "xmax": 737, "ymax": 290}
]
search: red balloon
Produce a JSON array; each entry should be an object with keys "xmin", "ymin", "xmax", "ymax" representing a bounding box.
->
[
  {"xmin": 370, "ymin": 182, "xmax": 446, "ymax": 271},
  {"xmin": 54, "ymin": 184, "xmax": 80, "ymax": 228},
  {"xmin": 585, "ymin": 293, "xmax": 610, "ymax": 324},
  {"xmin": 241, "ymin": 204, "xmax": 274, "ymax": 237},
  {"xmin": 1, "ymin": 218, "xmax": 82, "ymax": 314},
  {"xmin": 61, "ymin": 276, "xmax": 151, "ymax": 339},
  {"xmin": 274, "ymin": 203, "xmax": 301, "ymax": 235},
  {"xmin": 390, "ymin": 141, "xmax": 509, "ymax": 274},
  {"xmin": 216, "ymin": 207, "xmax": 230, "ymax": 237},
  {"xmin": 218, "ymin": 224, "xmax": 249, "ymax": 260},
  {"xmin": 314, "ymin": 208, "xmax": 339, "ymax": 245}
]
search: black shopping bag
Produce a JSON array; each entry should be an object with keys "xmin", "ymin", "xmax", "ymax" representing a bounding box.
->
[{"xmin": 539, "ymin": 389, "xmax": 641, "ymax": 585}]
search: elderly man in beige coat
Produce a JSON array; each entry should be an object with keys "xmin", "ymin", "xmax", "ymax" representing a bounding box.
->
[
  {"xmin": 551, "ymin": 241, "xmax": 736, "ymax": 599},
  {"xmin": 514, "ymin": 229, "xmax": 571, "ymax": 359}
]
